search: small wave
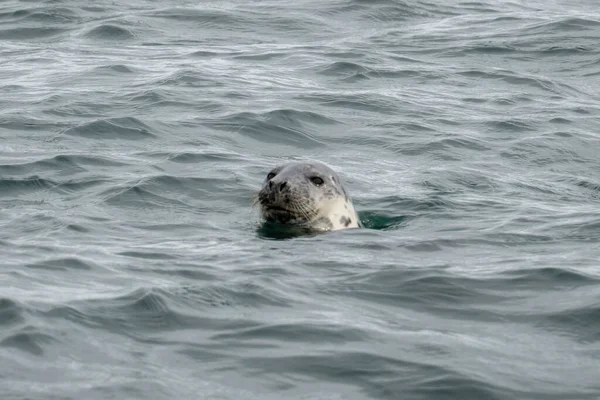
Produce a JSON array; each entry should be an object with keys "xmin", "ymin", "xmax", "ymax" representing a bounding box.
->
[
  {"xmin": 541, "ymin": 303, "xmax": 600, "ymax": 342},
  {"xmin": 0, "ymin": 176, "xmax": 57, "ymax": 197},
  {"xmin": 0, "ymin": 27, "xmax": 69, "ymax": 40},
  {"xmin": 153, "ymin": 69, "xmax": 221, "ymax": 88},
  {"xmin": 84, "ymin": 24, "xmax": 135, "ymax": 40},
  {"xmin": 0, "ymin": 298, "xmax": 26, "ymax": 328},
  {"xmin": 0, "ymin": 328, "xmax": 59, "ymax": 356},
  {"xmin": 61, "ymin": 117, "xmax": 156, "ymax": 140},
  {"xmin": 233, "ymin": 51, "xmax": 287, "ymax": 61},
  {"xmin": 500, "ymin": 267, "xmax": 597, "ymax": 286},
  {"xmin": 523, "ymin": 17, "xmax": 600, "ymax": 34},
  {"xmin": 118, "ymin": 251, "xmax": 178, "ymax": 260},
  {"xmin": 486, "ymin": 119, "xmax": 536, "ymax": 132},
  {"xmin": 167, "ymin": 151, "xmax": 245, "ymax": 164},
  {"xmin": 101, "ymin": 183, "xmax": 193, "ymax": 210},
  {"xmin": 318, "ymin": 61, "xmax": 371, "ymax": 76},
  {"xmin": 25, "ymin": 257, "xmax": 94, "ymax": 271},
  {"xmin": 93, "ymin": 64, "xmax": 135, "ymax": 74},
  {"xmin": 0, "ymin": 155, "xmax": 125, "ymax": 179},
  {"xmin": 298, "ymin": 93, "xmax": 399, "ymax": 114},
  {"xmin": 359, "ymin": 211, "xmax": 409, "ymax": 230},
  {"xmin": 148, "ymin": 7, "xmax": 246, "ymax": 25},
  {"xmin": 203, "ymin": 110, "xmax": 327, "ymax": 149},
  {"xmin": 211, "ymin": 321, "xmax": 366, "ymax": 343}
]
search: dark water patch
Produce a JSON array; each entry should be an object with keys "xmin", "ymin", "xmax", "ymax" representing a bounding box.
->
[
  {"xmin": 0, "ymin": 298, "xmax": 26, "ymax": 328},
  {"xmin": 0, "ymin": 154, "xmax": 125, "ymax": 177},
  {"xmin": 499, "ymin": 267, "xmax": 598, "ymax": 288},
  {"xmin": 167, "ymin": 151, "xmax": 244, "ymax": 164},
  {"xmin": 442, "ymin": 137, "xmax": 490, "ymax": 152},
  {"xmin": 0, "ymin": 157, "xmax": 82, "ymax": 176},
  {"xmin": 118, "ymin": 251, "xmax": 178, "ymax": 260},
  {"xmin": 55, "ymin": 288, "xmax": 200, "ymax": 334},
  {"xmin": 180, "ymin": 282, "xmax": 294, "ymax": 309},
  {"xmin": 61, "ymin": 117, "xmax": 156, "ymax": 140},
  {"xmin": 0, "ymin": 328, "xmax": 58, "ymax": 356},
  {"xmin": 233, "ymin": 51, "xmax": 287, "ymax": 61},
  {"xmin": 571, "ymin": 178, "xmax": 600, "ymax": 197},
  {"xmin": 141, "ymin": 175, "xmax": 231, "ymax": 198},
  {"xmin": 393, "ymin": 138, "xmax": 486, "ymax": 158},
  {"xmin": 342, "ymin": 72, "xmax": 370, "ymax": 82},
  {"xmin": 123, "ymin": 88, "xmax": 172, "ymax": 104},
  {"xmin": 549, "ymin": 117, "xmax": 571, "ymax": 124},
  {"xmin": 359, "ymin": 211, "xmax": 410, "ymax": 230},
  {"xmin": 410, "ymin": 374, "xmax": 508, "ymax": 400},
  {"xmin": 0, "ymin": 176, "xmax": 58, "ymax": 197},
  {"xmin": 212, "ymin": 322, "xmax": 367, "ymax": 343},
  {"xmin": 262, "ymin": 108, "xmax": 341, "ymax": 126},
  {"xmin": 0, "ymin": 7, "xmax": 76, "ymax": 22},
  {"xmin": 56, "ymin": 178, "xmax": 114, "ymax": 193},
  {"xmin": 140, "ymin": 265, "xmax": 216, "ymax": 281},
  {"xmin": 50, "ymin": 285, "xmax": 291, "ymax": 337},
  {"xmin": 298, "ymin": 93, "xmax": 400, "ymax": 115},
  {"xmin": 537, "ymin": 45, "xmax": 592, "ymax": 55},
  {"xmin": 540, "ymin": 303, "xmax": 600, "ymax": 342},
  {"xmin": 523, "ymin": 17, "xmax": 600, "ymax": 34},
  {"xmin": 486, "ymin": 119, "xmax": 536, "ymax": 132},
  {"xmin": 0, "ymin": 7, "xmax": 78, "ymax": 23},
  {"xmin": 243, "ymin": 351, "xmax": 505, "ymax": 400},
  {"xmin": 333, "ymin": 270, "xmax": 505, "ymax": 312},
  {"xmin": 492, "ymin": 97, "xmax": 516, "ymax": 105},
  {"xmin": 154, "ymin": 69, "xmax": 223, "ymax": 88},
  {"xmin": 81, "ymin": 6, "xmax": 106, "ymax": 12},
  {"xmin": 148, "ymin": 7, "xmax": 246, "ymax": 26},
  {"xmin": 204, "ymin": 111, "xmax": 324, "ymax": 149},
  {"xmin": 93, "ymin": 64, "xmax": 135, "ymax": 74},
  {"xmin": 190, "ymin": 50, "xmax": 220, "ymax": 57},
  {"xmin": 553, "ymin": 131, "xmax": 572, "ymax": 137},
  {"xmin": 462, "ymin": 44, "xmax": 517, "ymax": 54},
  {"xmin": 0, "ymin": 27, "xmax": 69, "ymax": 40},
  {"xmin": 66, "ymin": 223, "xmax": 89, "ymax": 233},
  {"xmin": 84, "ymin": 24, "xmax": 135, "ymax": 40},
  {"xmin": 462, "ymin": 97, "xmax": 487, "ymax": 104},
  {"xmin": 318, "ymin": 61, "xmax": 371, "ymax": 76},
  {"xmin": 482, "ymin": 232, "xmax": 556, "ymax": 245},
  {"xmin": 25, "ymin": 257, "xmax": 94, "ymax": 271},
  {"xmin": 457, "ymin": 70, "xmax": 569, "ymax": 95},
  {"xmin": 0, "ymin": 9, "xmax": 30, "ymax": 20},
  {"xmin": 102, "ymin": 183, "xmax": 193, "ymax": 210},
  {"xmin": 0, "ymin": 84, "xmax": 26, "ymax": 91}
]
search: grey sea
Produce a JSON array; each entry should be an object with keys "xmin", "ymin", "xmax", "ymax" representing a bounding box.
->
[{"xmin": 1, "ymin": 0, "xmax": 600, "ymax": 399}]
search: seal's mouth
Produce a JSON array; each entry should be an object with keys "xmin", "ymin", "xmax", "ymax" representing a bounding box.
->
[
  {"xmin": 257, "ymin": 193, "xmax": 291, "ymax": 213},
  {"xmin": 264, "ymin": 205, "xmax": 290, "ymax": 212}
]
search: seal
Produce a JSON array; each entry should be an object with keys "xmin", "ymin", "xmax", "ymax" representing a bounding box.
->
[{"xmin": 255, "ymin": 161, "xmax": 360, "ymax": 231}]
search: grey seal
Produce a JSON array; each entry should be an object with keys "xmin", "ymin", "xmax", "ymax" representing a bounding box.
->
[{"xmin": 255, "ymin": 161, "xmax": 360, "ymax": 231}]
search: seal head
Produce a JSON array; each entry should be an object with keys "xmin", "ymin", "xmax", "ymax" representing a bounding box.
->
[{"xmin": 257, "ymin": 162, "xmax": 360, "ymax": 231}]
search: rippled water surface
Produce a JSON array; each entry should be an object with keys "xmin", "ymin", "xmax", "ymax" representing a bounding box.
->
[{"xmin": 2, "ymin": 0, "xmax": 600, "ymax": 399}]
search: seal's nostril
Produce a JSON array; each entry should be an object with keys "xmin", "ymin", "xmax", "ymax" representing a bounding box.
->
[
  {"xmin": 268, "ymin": 180, "xmax": 274, "ymax": 189},
  {"xmin": 279, "ymin": 181, "xmax": 287, "ymax": 191}
]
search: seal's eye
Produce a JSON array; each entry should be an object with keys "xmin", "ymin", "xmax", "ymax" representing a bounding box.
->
[
  {"xmin": 310, "ymin": 176, "xmax": 324, "ymax": 186},
  {"xmin": 266, "ymin": 172, "xmax": 276, "ymax": 180}
]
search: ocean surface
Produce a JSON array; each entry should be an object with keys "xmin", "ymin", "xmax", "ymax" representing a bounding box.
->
[{"xmin": 1, "ymin": 0, "xmax": 600, "ymax": 399}]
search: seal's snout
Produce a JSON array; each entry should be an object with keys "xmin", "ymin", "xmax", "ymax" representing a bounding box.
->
[{"xmin": 268, "ymin": 179, "xmax": 288, "ymax": 193}]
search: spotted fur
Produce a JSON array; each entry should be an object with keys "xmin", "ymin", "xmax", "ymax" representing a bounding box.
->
[{"xmin": 257, "ymin": 161, "xmax": 360, "ymax": 231}]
